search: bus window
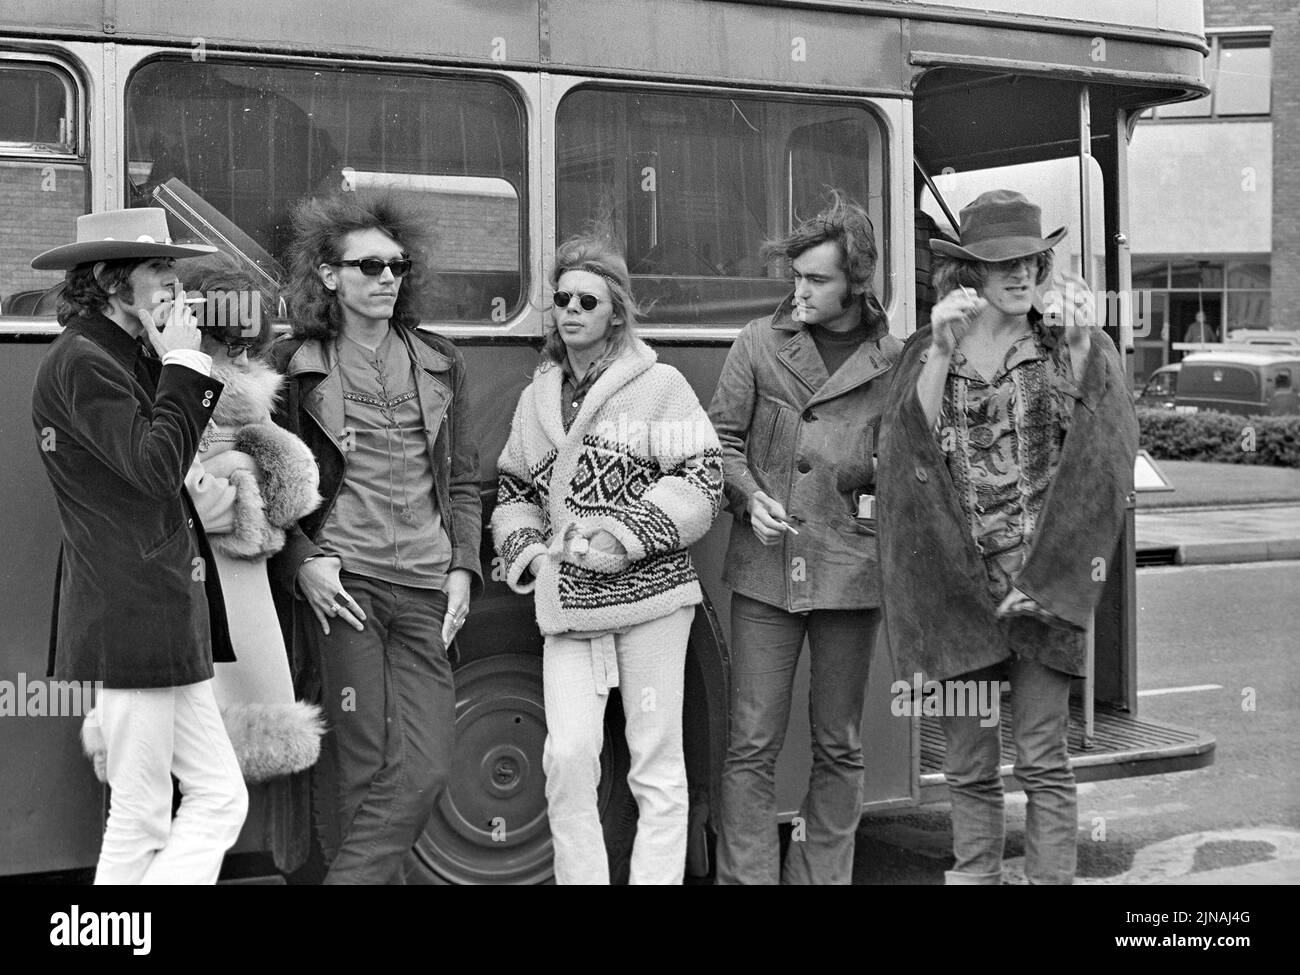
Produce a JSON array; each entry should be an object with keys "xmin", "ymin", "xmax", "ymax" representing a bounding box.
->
[
  {"xmin": 0, "ymin": 59, "xmax": 88, "ymax": 317},
  {"xmin": 556, "ymin": 87, "xmax": 885, "ymax": 326},
  {"xmin": 125, "ymin": 60, "xmax": 525, "ymax": 323}
]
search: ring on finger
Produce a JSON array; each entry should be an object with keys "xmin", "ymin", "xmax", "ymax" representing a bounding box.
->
[{"xmin": 328, "ymin": 603, "xmax": 341, "ymax": 615}]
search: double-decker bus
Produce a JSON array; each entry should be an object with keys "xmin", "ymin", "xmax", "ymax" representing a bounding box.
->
[{"xmin": 0, "ymin": 0, "xmax": 1214, "ymax": 883}]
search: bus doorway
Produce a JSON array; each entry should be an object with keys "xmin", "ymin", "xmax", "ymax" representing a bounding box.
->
[{"xmin": 910, "ymin": 66, "xmax": 1213, "ymax": 801}]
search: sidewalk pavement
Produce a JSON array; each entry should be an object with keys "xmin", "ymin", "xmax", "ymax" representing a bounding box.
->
[
  {"xmin": 1135, "ymin": 460, "xmax": 1300, "ymax": 565},
  {"xmin": 1136, "ymin": 504, "xmax": 1300, "ymax": 565}
]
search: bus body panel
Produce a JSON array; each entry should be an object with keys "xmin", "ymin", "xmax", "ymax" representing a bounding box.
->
[{"xmin": 0, "ymin": 1, "xmax": 1213, "ymax": 879}]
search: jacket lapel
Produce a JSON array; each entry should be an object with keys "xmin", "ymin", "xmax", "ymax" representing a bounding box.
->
[
  {"xmin": 399, "ymin": 327, "xmax": 453, "ymax": 451},
  {"xmin": 287, "ymin": 339, "xmax": 345, "ymax": 449},
  {"xmin": 775, "ymin": 327, "xmax": 828, "ymax": 395},
  {"xmin": 805, "ymin": 341, "xmax": 895, "ymax": 408},
  {"xmin": 567, "ymin": 344, "xmax": 656, "ymax": 440},
  {"xmin": 536, "ymin": 365, "xmax": 569, "ymax": 448}
]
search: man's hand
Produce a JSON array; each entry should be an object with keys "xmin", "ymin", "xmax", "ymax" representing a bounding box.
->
[
  {"xmin": 929, "ymin": 286, "xmax": 986, "ymax": 356},
  {"xmin": 440, "ymin": 568, "xmax": 473, "ymax": 647},
  {"xmin": 298, "ymin": 555, "xmax": 366, "ymax": 635},
  {"xmin": 139, "ymin": 281, "xmax": 202, "ymax": 357},
  {"xmin": 1042, "ymin": 270, "xmax": 1095, "ymax": 375},
  {"xmin": 747, "ymin": 490, "xmax": 794, "ymax": 546}
]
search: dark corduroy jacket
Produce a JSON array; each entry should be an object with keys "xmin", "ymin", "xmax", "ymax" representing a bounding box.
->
[
  {"xmin": 33, "ymin": 312, "xmax": 233, "ymax": 688},
  {"xmin": 877, "ymin": 325, "xmax": 1138, "ymax": 681}
]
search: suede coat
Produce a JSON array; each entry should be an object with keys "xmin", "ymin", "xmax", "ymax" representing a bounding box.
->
[
  {"xmin": 33, "ymin": 311, "xmax": 234, "ymax": 688},
  {"xmin": 266, "ymin": 325, "xmax": 482, "ymax": 694},
  {"xmin": 707, "ymin": 296, "xmax": 902, "ymax": 612},
  {"xmin": 877, "ymin": 325, "xmax": 1138, "ymax": 681}
]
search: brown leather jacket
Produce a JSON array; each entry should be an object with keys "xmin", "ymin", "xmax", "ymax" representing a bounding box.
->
[{"xmin": 707, "ymin": 297, "xmax": 902, "ymax": 612}]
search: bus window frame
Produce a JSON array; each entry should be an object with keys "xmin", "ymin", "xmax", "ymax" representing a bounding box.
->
[
  {"xmin": 121, "ymin": 51, "xmax": 534, "ymax": 330},
  {"xmin": 0, "ymin": 50, "xmax": 85, "ymax": 160},
  {"xmin": 551, "ymin": 77, "xmax": 894, "ymax": 339}
]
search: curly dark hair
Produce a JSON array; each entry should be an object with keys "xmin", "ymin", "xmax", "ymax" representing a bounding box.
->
[
  {"xmin": 283, "ymin": 192, "xmax": 430, "ymax": 340},
  {"xmin": 176, "ymin": 252, "xmax": 278, "ymax": 357},
  {"xmin": 762, "ymin": 188, "xmax": 888, "ymax": 332},
  {"xmin": 56, "ymin": 259, "xmax": 142, "ymax": 326}
]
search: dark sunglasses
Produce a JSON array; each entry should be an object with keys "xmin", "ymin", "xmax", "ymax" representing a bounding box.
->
[
  {"xmin": 332, "ymin": 258, "xmax": 413, "ymax": 277},
  {"xmin": 553, "ymin": 291, "xmax": 601, "ymax": 311},
  {"xmin": 218, "ymin": 338, "xmax": 259, "ymax": 358}
]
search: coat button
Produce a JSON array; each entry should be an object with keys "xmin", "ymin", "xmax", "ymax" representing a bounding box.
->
[
  {"xmin": 915, "ymin": 466, "xmax": 929, "ymax": 483},
  {"xmin": 187, "ymin": 518, "xmax": 194, "ymax": 528},
  {"xmin": 801, "ymin": 408, "xmax": 817, "ymax": 422},
  {"xmin": 797, "ymin": 461, "xmax": 811, "ymax": 474}
]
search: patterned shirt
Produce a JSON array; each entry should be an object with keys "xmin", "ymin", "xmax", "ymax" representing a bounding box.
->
[
  {"xmin": 559, "ymin": 358, "xmax": 600, "ymax": 433},
  {"xmin": 937, "ymin": 322, "xmax": 1080, "ymax": 602}
]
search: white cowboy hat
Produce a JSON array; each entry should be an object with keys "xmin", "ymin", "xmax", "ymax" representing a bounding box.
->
[{"xmin": 31, "ymin": 208, "xmax": 218, "ymax": 270}]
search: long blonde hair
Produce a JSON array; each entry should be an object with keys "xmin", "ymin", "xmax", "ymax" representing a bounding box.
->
[{"xmin": 541, "ymin": 235, "xmax": 642, "ymax": 379}]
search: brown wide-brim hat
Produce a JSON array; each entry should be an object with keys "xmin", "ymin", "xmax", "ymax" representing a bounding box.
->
[
  {"xmin": 31, "ymin": 208, "xmax": 218, "ymax": 270},
  {"xmin": 930, "ymin": 189, "xmax": 1066, "ymax": 263}
]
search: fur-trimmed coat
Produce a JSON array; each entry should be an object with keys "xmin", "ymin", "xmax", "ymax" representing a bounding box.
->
[
  {"xmin": 185, "ymin": 359, "xmax": 325, "ymax": 782},
  {"xmin": 492, "ymin": 342, "xmax": 724, "ymax": 636}
]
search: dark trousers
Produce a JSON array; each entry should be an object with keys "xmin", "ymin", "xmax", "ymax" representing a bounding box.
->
[
  {"xmin": 311, "ymin": 571, "xmax": 454, "ymax": 884},
  {"xmin": 716, "ymin": 592, "xmax": 879, "ymax": 884}
]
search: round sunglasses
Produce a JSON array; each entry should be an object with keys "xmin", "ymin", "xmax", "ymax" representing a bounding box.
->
[
  {"xmin": 553, "ymin": 290, "xmax": 601, "ymax": 311},
  {"xmin": 331, "ymin": 258, "xmax": 413, "ymax": 277}
]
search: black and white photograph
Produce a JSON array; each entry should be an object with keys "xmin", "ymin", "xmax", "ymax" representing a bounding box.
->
[{"xmin": 0, "ymin": 0, "xmax": 1291, "ymax": 946}]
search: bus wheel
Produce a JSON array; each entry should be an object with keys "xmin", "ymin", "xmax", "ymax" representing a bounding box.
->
[{"xmin": 405, "ymin": 652, "xmax": 637, "ymax": 884}]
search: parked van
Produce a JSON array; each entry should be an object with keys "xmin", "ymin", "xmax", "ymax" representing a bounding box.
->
[
  {"xmin": 1135, "ymin": 363, "xmax": 1180, "ymax": 410},
  {"xmin": 1174, "ymin": 350, "xmax": 1300, "ymax": 416}
]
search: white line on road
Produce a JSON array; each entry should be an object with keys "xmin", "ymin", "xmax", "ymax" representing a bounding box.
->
[{"xmin": 1137, "ymin": 683, "xmax": 1223, "ymax": 697}]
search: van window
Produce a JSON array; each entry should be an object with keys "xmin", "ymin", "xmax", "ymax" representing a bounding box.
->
[
  {"xmin": 556, "ymin": 87, "xmax": 886, "ymax": 325},
  {"xmin": 1180, "ymin": 365, "xmax": 1258, "ymax": 398},
  {"xmin": 125, "ymin": 59, "xmax": 526, "ymax": 323},
  {"xmin": 0, "ymin": 59, "xmax": 88, "ymax": 318}
]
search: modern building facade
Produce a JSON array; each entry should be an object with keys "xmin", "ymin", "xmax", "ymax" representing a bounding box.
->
[{"xmin": 1128, "ymin": 0, "xmax": 1295, "ymax": 383}]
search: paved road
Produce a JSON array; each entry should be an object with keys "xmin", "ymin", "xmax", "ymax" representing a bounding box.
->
[{"xmin": 851, "ymin": 560, "xmax": 1300, "ymax": 884}]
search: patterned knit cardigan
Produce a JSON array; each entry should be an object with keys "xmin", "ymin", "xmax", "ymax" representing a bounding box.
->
[{"xmin": 492, "ymin": 342, "xmax": 724, "ymax": 636}]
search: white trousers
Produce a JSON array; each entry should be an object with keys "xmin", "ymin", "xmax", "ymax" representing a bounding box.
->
[
  {"xmin": 95, "ymin": 681, "xmax": 248, "ymax": 884},
  {"xmin": 542, "ymin": 605, "xmax": 693, "ymax": 885}
]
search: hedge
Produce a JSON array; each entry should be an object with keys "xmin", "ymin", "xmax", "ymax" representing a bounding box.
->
[{"xmin": 1137, "ymin": 407, "xmax": 1300, "ymax": 468}]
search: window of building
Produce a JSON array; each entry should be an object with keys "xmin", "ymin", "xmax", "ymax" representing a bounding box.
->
[
  {"xmin": 0, "ymin": 58, "xmax": 88, "ymax": 318},
  {"xmin": 125, "ymin": 59, "xmax": 526, "ymax": 324},
  {"xmin": 1130, "ymin": 257, "xmax": 1272, "ymax": 382},
  {"xmin": 556, "ymin": 87, "xmax": 886, "ymax": 326},
  {"xmin": 1151, "ymin": 33, "xmax": 1270, "ymax": 119}
]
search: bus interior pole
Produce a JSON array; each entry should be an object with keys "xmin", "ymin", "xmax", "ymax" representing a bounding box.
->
[{"xmin": 1079, "ymin": 84, "xmax": 1096, "ymax": 750}]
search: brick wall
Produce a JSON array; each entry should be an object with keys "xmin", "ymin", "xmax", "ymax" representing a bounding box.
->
[{"xmin": 0, "ymin": 162, "xmax": 86, "ymax": 308}]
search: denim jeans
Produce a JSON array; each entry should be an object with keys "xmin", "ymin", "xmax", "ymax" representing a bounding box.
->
[
  {"xmin": 542, "ymin": 606, "xmax": 693, "ymax": 885},
  {"xmin": 716, "ymin": 593, "xmax": 878, "ymax": 885},
  {"xmin": 312, "ymin": 571, "xmax": 455, "ymax": 885},
  {"xmin": 940, "ymin": 654, "xmax": 1076, "ymax": 885}
]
